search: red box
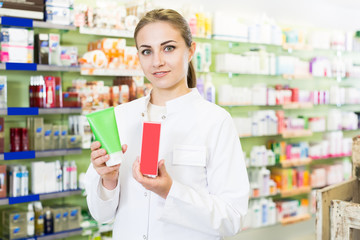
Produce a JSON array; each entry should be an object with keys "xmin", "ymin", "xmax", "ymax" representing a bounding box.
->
[
  {"xmin": 63, "ymin": 92, "xmax": 81, "ymax": 108},
  {"xmin": 55, "ymin": 77, "xmax": 63, "ymax": 108},
  {"xmin": 140, "ymin": 122, "xmax": 161, "ymax": 177},
  {"xmin": 44, "ymin": 76, "xmax": 56, "ymax": 108},
  {"xmin": 0, "ymin": 165, "xmax": 6, "ymax": 198}
]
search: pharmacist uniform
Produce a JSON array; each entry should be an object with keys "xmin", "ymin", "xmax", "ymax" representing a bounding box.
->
[{"xmin": 85, "ymin": 88, "xmax": 249, "ymax": 240}]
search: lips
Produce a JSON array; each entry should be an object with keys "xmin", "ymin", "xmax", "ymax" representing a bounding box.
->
[{"xmin": 152, "ymin": 71, "xmax": 170, "ymax": 78}]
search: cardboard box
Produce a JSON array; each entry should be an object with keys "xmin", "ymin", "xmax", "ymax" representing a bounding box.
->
[
  {"xmin": 49, "ymin": 33, "xmax": 60, "ymax": 66},
  {"xmin": 1, "ymin": 210, "xmax": 27, "ymax": 239},
  {"xmin": 33, "ymin": 117, "xmax": 44, "ymax": 151},
  {"xmin": 0, "ymin": 118, "xmax": 4, "ymax": 153},
  {"xmin": 34, "ymin": 33, "xmax": 49, "ymax": 65},
  {"xmin": 0, "ymin": 165, "xmax": 6, "ymax": 198},
  {"xmin": 67, "ymin": 205, "xmax": 81, "ymax": 230},
  {"xmin": 43, "ymin": 124, "xmax": 53, "ymax": 150},
  {"xmin": 66, "ymin": 135, "xmax": 82, "ymax": 149}
]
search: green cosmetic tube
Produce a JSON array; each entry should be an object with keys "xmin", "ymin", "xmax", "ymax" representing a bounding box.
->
[{"xmin": 86, "ymin": 107, "xmax": 124, "ymax": 166}]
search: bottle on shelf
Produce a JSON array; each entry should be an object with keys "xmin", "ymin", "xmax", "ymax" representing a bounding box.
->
[
  {"xmin": 204, "ymin": 74, "xmax": 215, "ymax": 103},
  {"xmin": 27, "ymin": 203, "xmax": 35, "ymax": 237}
]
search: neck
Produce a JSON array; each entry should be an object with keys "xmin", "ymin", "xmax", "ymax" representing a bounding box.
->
[{"xmin": 150, "ymin": 87, "xmax": 191, "ymax": 106}]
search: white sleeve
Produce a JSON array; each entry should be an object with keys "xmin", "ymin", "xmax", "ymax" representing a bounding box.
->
[
  {"xmin": 84, "ymin": 163, "xmax": 121, "ymax": 223},
  {"xmin": 159, "ymin": 116, "xmax": 249, "ymax": 236}
]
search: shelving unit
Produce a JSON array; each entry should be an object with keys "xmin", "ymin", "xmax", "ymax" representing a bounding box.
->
[
  {"xmin": 80, "ymin": 68, "xmax": 144, "ymax": 77},
  {"xmin": 0, "ymin": 63, "xmax": 80, "ymax": 72},
  {"xmin": 5, "ymin": 228, "xmax": 84, "ymax": 240},
  {"xmin": 280, "ymin": 214, "xmax": 312, "ymax": 226},
  {"xmin": 0, "ymin": 149, "xmax": 82, "ymax": 160},
  {"xmin": 0, "ymin": 16, "xmax": 86, "ymax": 240},
  {"xmin": 280, "ymin": 186, "xmax": 312, "ymax": 197},
  {"xmin": 0, "ymin": 107, "xmax": 82, "ymax": 116},
  {"xmin": 0, "ymin": 189, "xmax": 82, "ymax": 205}
]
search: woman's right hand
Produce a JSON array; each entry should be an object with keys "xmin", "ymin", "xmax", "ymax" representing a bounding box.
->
[{"xmin": 90, "ymin": 141, "xmax": 127, "ymax": 190}]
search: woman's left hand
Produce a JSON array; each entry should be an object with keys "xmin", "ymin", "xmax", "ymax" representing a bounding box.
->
[{"xmin": 132, "ymin": 158, "xmax": 173, "ymax": 199}]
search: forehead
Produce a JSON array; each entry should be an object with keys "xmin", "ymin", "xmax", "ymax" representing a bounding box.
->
[{"xmin": 136, "ymin": 21, "xmax": 184, "ymax": 46}]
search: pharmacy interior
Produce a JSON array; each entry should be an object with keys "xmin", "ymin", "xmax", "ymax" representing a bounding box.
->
[{"xmin": 0, "ymin": 0, "xmax": 359, "ymax": 239}]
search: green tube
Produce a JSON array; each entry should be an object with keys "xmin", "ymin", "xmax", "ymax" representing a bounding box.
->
[{"xmin": 86, "ymin": 107, "xmax": 124, "ymax": 166}]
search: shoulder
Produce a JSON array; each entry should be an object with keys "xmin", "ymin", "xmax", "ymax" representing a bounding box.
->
[
  {"xmin": 114, "ymin": 97, "xmax": 145, "ymax": 113},
  {"xmin": 194, "ymin": 98, "xmax": 232, "ymax": 122}
]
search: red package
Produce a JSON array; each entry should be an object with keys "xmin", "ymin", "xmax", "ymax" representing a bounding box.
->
[
  {"xmin": 140, "ymin": 122, "xmax": 161, "ymax": 177},
  {"xmin": 44, "ymin": 76, "xmax": 56, "ymax": 108}
]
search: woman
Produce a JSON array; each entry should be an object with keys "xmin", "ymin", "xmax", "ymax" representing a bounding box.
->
[{"xmin": 85, "ymin": 8, "xmax": 249, "ymax": 240}]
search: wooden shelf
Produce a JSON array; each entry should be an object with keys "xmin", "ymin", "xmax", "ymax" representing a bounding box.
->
[
  {"xmin": 282, "ymin": 129, "xmax": 313, "ymax": 138},
  {"xmin": 280, "ymin": 158, "xmax": 312, "ymax": 168},
  {"xmin": 280, "ymin": 213, "xmax": 311, "ymax": 225},
  {"xmin": 282, "ymin": 73, "xmax": 313, "ymax": 80},
  {"xmin": 280, "ymin": 186, "xmax": 312, "ymax": 197},
  {"xmin": 282, "ymin": 102, "xmax": 313, "ymax": 109}
]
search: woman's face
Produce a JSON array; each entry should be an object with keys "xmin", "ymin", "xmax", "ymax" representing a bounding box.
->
[{"xmin": 136, "ymin": 21, "xmax": 195, "ymax": 92}]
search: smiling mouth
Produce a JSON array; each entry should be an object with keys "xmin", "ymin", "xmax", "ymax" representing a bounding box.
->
[{"xmin": 152, "ymin": 71, "xmax": 170, "ymax": 77}]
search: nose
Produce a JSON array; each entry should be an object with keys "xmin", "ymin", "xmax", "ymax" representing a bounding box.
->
[{"xmin": 152, "ymin": 50, "xmax": 165, "ymax": 68}]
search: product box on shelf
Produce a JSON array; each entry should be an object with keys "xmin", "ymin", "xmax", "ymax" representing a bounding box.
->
[
  {"xmin": 27, "ymin": 117, "xmax": 44, "ymax": 151},
  {"xmin": 0, "ymin": 2, "xmax": 44, "ymax": 20},
  {"xmin": 44, "ymin": 76, "xmax": 56, "ymax": 108},
  {"xmin": 52, "ymin": 125, "xmax": 61, "ymax": 149},
  {"xmin": 1, "ymin": 210, "xmax": 28, "ymax": 239},
  {"xmin": 43, "ymin": 124, "xmax": 53, "ymax": 150},
  {"xmin": 34, "ymin": 34, "xmax": 49, "ymax": 65},
  {"xmin": 0, "ymin": 27, "xmax": 34, "ymax": 63},
  {"xmin": 60, "ymin": 124, "xmax": 68, "ymax": 149},
  {"xmin": 50, "ymin": 206, "xmax": 63, "ymax": 233},
  {"xmin": 60, "ymin": 46, "xmax": 78, "ymax": 66},
  {"xmin": 0, "ymin": 118, "xmax": 4, "ymax": 153},
  {"xmin": 46, "ymin": 5, "xmax": 74, "ymax": 26},
  {"xmin": 55, "ymin": 77, "xmax": 63, "ymax": 108},
  {"xmin": 0, "ymin": 76, "xmax": 7, "ymax": 109},
  {"xmin": 62, "ymin": 92, "xmax": 81, "ymax": 107},
  {"xmin": 66, "ymin": 135, "xmax": 82, "ymax": 149},
  {"xmin": 49, "ymin": 33, "xmax": 61, "ymax": 66},
  {"xmin": 0, "ymin": 165, "xmax": 6, "ymax": 198}
]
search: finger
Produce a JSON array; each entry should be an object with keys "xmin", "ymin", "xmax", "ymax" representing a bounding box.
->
[
  {"xmin": 90, "ymin": 141, "xmax": 101, "ymax": 151},
  {"xmin": 157, "ymin": 159, "xmax": 166, "ymax": 177},
  {"xmin": 132, "ymin": 157, "xmax": 144, "ymax": 182},
  {"xmin": 93, "ymin": 154, "xmax": 110, "ymax": 166},
  {"xmin": 91, "ymin": 148, "xmax": 107, "ymax": 161},
  {"xmin": 97, "ymin": 164, "xmax": 120, "ymax": 176},
  {"xmin": 122, "ymin": 144, "xmax": 128, "ymax": 153}
]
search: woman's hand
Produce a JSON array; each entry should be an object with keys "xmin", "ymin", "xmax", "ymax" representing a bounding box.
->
[
  {"xmin": 90, "ymin": 141, "xmax": 127, "ymax": 190},
  {"xmin": 132, "ymin": 158, "xmax": 173, "ymax": 199}
]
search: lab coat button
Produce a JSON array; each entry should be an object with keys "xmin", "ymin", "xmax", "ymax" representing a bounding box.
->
[
  {"xmin": 143, "ymin": 235, "xmax": 147, "ymax": 239},
  {"xmin": 161, "ymin": 115, "xmax": 166, "ymax": 120},
  {"xmin": 144, "ymin": 192, "xmax": 147, "ymax": 197},
  {"xmin": 141, "ymin": 112, "xmax": 145, "ymax": 117}
]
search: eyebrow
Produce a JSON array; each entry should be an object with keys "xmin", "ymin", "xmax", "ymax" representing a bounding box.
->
[{"xmin": 139, "ymin": 40, "xmax": 177, "ymax": 49}]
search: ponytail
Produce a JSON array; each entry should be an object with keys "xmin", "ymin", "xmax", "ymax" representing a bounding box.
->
[{"xmin": 187, "ymin": 61, "xmax": 196, "ymax": 88}]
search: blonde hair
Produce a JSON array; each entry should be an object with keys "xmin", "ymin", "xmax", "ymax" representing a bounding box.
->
[{"xmin": 134, "ymin": 9, "xmax": 197, "ymax": 88}]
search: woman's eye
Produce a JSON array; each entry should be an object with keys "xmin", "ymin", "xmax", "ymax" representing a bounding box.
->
[
  {"xmin": 164, "ymin": 46, "xmax": 175, "ymax": 52},
  {"xmin": 141, "ymin": 49, "xmax": 151, "ymax": 55}
]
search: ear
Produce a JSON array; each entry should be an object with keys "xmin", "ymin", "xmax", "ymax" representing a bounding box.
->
[{"xmin": 188, "ymin": 41, "xmax": 196, "ymax": 62}]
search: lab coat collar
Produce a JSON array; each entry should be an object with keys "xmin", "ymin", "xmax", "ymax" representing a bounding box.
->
[{"xmin": 141, "ymin": 88, "xmax": 202, "ymax": 115}]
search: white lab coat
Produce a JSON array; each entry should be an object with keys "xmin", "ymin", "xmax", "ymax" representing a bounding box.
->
[{"xmin": 85, "ymin": 88, "xmax": 249, "ymax": 240}]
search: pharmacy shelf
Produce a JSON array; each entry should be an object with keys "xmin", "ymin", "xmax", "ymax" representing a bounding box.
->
[
  {"xmin": 220, "ymin": 103, "xmax": 313, "ymax": 109},
  {"xmin": 79, "ymin": 26, "xmax": 134, "ymax": 38},
  {"xmin": 280, "ymin": 186, "xmax": 312, "ymax": 198},
  {"xmin": 0, "ymin": 189, "xmax": 82, "ymax": 205},
  {"xmin": 280, "ymin": 213, "xmax": 312, "ymax": 226},
  {"xmin": 0, "ymin": 63, "xmax": 80, "ymax": 72},
  {"xmin": 310, "ymin": 153, "xmax": 352, "ymax": 161},
  {"xmin": 0, "ymin": 149, "xmax": 82, "ymax": 160},
  {"xmin": 249, "ymin": 193, "xmax": 279, "ymax": 200},
  {"xmin": 0, "ymin": 16, "xmax": 76, "ymax": 30},
  {"xmin": 81, "ymin": 68, "xmax": 144, "ymax": 77},
  {"xmin": 282, "ymin": 130, "xmax": 313, "ymax": 139},
  {"xmin": 279, "ymin": 158, "xmax": 312, "ymax": 168},
  {"xmin": 0, "ymin": 107, "xmax": 82, "ymax": 116}
]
